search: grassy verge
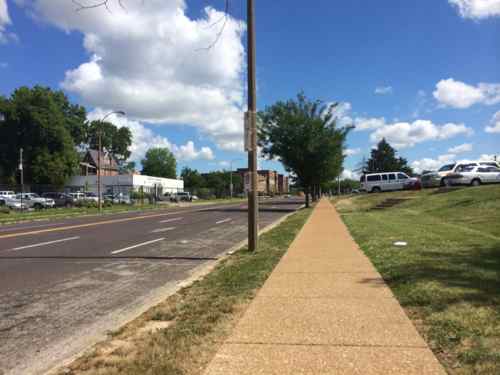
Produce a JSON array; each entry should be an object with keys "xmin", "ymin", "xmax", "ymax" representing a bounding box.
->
[
  {"xmin": 57, "ymin": 207, "xmax": 312, "ymax": 375},
  {"xmin": 336, "ymin": 186, "xmax": 500, "ymax": 374}
]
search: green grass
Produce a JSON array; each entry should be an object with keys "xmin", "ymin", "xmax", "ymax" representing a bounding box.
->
[
  {"xmin": 59, "ymin": 207, "xmax": 312, "ymax": 375},
  {"xmin": 336, "ymin": 186, "xmax": 500, "ymax": 374}
]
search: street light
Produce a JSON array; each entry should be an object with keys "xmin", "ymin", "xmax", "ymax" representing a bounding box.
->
[
  {"xmin": 229, "ymin": 158, "xmax": 242, "ymax": 198},
  {"xmin": 97, "ymin": 110, "xmax": 126, "ymax": 212}
]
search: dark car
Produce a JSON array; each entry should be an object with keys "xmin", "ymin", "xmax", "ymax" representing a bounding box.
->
[{"xmin": 41, "ymin": 192, "xmax": 75, "ymax": 207}]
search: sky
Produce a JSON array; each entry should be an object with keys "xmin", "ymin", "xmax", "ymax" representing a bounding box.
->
[{"xmin": 1, "ymin": 0, "xmax": 499, "ymax": 178}]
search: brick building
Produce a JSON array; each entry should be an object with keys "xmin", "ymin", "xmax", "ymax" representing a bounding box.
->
[{"xmin": 238, "ymin": 168, "xmax": 289, "ymax": 195}]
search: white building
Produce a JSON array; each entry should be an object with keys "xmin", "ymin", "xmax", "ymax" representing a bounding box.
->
[{"xmin": 67, "ymin": 174, "xmax": 184, "ymax": 196}]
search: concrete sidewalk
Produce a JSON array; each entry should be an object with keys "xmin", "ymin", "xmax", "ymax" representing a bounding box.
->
[{"xmin": 204, "ymin": 198, "xmax": 446, "ymax": 374}]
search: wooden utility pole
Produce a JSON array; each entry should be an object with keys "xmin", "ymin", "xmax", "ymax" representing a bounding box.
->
[{"xmin": 247, "ymin": 0, "xmax": 258, "ymax": 251}]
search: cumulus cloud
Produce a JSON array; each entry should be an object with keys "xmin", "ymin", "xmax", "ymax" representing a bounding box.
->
[
  {"xmin": 344, "ymin": 148, "xmax": 361, "ymax": 157},
  {"xmin": 370, "ymin": 120, "xmax": 473, "ymax": 148},
  {"xmin": 353, "ymin": 117, "xmax": 387, "ymax": 131},
  {"xmin": 411, "ymin": 154, "xmax": 456, "ymax": 173},
  {"xmin": 433, "ymin": 78, "xmax": 500, "ymax": 108},
  {"xmin": 448, "ymin": 143, "xmax": 473, "ymax": 154},
  {"xmin": 374, "ymin": 86, "xmax": 393, "ymax": 95},
  {"xmin": 175, "ymin": 141, "xmax": 214, "ymax": 161},
  {"xmin": 22, "ymin": 0, "xmax": 246, "ymax": 151},
  {"xmin": 341, "ymin": 169, "xmax": 359, "ymax": 180},
  {"xmin": 485, "ymin": 111, "xmax": 500, "ymax": 133},
  {"xmin": 0, "ymin": 0, "xmax": 17, "ymax": 44},
  {"xmin": 88, "ymin": 109, "xmax": 214, "ymax": 163},
  {"xmin": 449, "ymin": 0, "xmax": 500, "ymax": 19}
]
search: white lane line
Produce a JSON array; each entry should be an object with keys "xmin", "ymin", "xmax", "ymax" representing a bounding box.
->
[
  {"xmin": 150, "ymin": 227, "xmax": 176, "ymax": 234},
  {"xmin": 159, "ymin": 217, "xmax": 183, "ymax": 224},
  {"xmin": 111, "ymin": 238, "xmax": 165, "ymax": 255},
  {"xmin": 8, "ymin": 236, "xmax": 81, "ymax": 252},
  {"xmin": 215, "ymin": 218, "xmax": 232, "ymax": 225}
]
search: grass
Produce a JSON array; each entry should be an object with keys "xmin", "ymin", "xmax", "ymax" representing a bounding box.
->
[
  {"xmin": 336, "ymin": 186, "xmax": 500, "ymax": 374},
  {"xmin": 57, "ymin": 207, "xmax": 312, "ymax": 375}
]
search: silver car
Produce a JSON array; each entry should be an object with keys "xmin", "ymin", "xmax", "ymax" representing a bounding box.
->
[{"xmin": 447, "ymin": 165, "xmax": 500, "ymax": 186}]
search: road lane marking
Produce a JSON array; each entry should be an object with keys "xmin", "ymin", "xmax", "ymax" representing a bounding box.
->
[
  {"xmin": 150, "ymin": 227, "xmax": 176, "ymax": 233},
  {"xmin": 215, "ymin": 218, "xmax": 232, "ymax": 225},
  {"xmin": 0, "ymin": 200, "xmax": 298, "ymax": 240},
  {"xmin": 111, "ymin": 238, "xmax": 165, "ymax": 255},
  {"xmin": 0, "ymin": 208, "xmax": 218, "ymax": 239},
  {"xmin": 8, "ymin": 236, "xmax": 81, "ymax": 252},
  {"xmin": 159, "ymin": 217, "xmax": 183, "ymax": 224}
]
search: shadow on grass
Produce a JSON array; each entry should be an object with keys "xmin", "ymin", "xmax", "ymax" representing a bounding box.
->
[{"xmin": 377, "ymin": 243, "xmax": 500, "ymax": 309}]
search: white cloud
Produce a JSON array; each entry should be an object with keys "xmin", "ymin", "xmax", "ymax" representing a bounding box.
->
[
  {"xmin": 0, "ymin": 61, "xmax": 7, "ymax": 68},
  {"xmin": 87, "ymin": 108, "xmax": 214, "ymax": 163},
  {"xmin": 344, "ymin": 148, "xmax": 361, "ymax": 157},
  {"xmin": 175, "ymin": 141, "xmax": 214, "ymax": 161},
  {"xmin": 411, "ymin": 152, "xmax": 500, "ymax": 173},
  {"xmin": 449, "ymin": 0, "xmax": 500, "ymax": 19},
  {"xmin": 411, "ymin": 154, "xmax": 456, "ymax": 173},
  {"xmin": 353, "ymin": 117, "xmax": 387, "ymax": 131},
  {"xmin": 485, "ymin": 111, "xmax": 500, "ymax": 133},
  {"xmin": 341, "ymin": 169, "xmax": 359, "ymax": 180},
  {"xmin": 23, "ymin": 0, "xmax": 246, "ymax": 151},
  {"xmin": 374, "ymin": 86, "xmax": 393, "ymax": 95},
  {"xmin": 370, "ymin": 120, "xmax": 473, "ymax": 148},
  {"xmin": 433, "ymin": 78, "xmax": 500, "ymax": 108},
  {"xmin": 448, "ymin": 143, "xmax": 473, "ymax": 154},
  {"xmin": 0, "ymin": 0, "xmax": 17, "ymax": 44}
]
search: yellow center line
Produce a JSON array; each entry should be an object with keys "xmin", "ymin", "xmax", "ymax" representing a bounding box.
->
[{"xmin": 0, "ymin": 210, "xmax": 201, "ymax": 240}]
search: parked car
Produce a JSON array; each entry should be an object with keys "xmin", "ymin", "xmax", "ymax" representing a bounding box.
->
[
  {"xmin": 83, "ymin": 192, "xmax": 99, "ymax": 202},
  {"xmin": 0, "ymin": 190, "xmax": 16, "ymax": 206},
  {"xmin": 447, "ymin": 165, "xmax": 500, "ymax": 186},
  {"xmin": 170, "ymin": 192, "xmax": 193, "ymax": 202},
  {"xmin": 360, "ymin": 172, "xmax": 417, "ymax": 193},
  {"xmin": 41, "ymin": 192, "xmax": 75, "ymax": 207},
  {"xmin": 15, "ymin": 193, "xmax": 55, "ymax": 209},
  {"xmin": 421, "ymin": 161, "xmax": 500, "ymax": 187},
  {"xmin": 68, "ymin": 192, "xmax": 86, "ymax": 201},
  {"xmin": 3, "ymin": 196, "xmax": 27, "ymax": 210},
  {"xmin": 104, "ymin": 193, "xmax": 132, "ymax": 204}
]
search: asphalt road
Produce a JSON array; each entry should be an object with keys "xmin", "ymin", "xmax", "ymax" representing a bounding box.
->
[{"xmin": 0, "ymin": 198, "xmax": 304, "ymax": 375}]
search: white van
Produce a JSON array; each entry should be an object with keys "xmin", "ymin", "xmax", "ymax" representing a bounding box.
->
[{"xmin": 360, "ymin": 172, "xmax": 414, "ymax": 193}]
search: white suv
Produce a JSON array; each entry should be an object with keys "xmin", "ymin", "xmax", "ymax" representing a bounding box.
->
[
  {"xmin": 0, "ymin": 191, "xmax": 16, "ymax": 205},
  {"xmin": 361, "ymin": 172, "xmax": 417, "ymax": 193},
  {"xmin": 15, "ymin": 193, "xmax": 55, "ymax": 209}
]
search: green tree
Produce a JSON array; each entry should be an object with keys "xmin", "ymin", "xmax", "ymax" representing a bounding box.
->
[
  {"xmin": 181, "ymin": 167, "xmax": 205, "ymax": 190},
  {"xmin": 120, "ymin": 161, "xmax": 136, "ymax": 174},
  {"xmin": 259, "ymin": 93, "xmax": 352, "ymax": 207},
  {"xmin": 0, "ymin": 86, "xmax": 83, "ymax": 186},
  {"xmin": 141, "ymin": 148, "xmax": 177, "ymax": 178},
  {"xmin": 365, "ymin": 139, "xmax": 413, "ymax": 175},
  {"xmin": 87, "ymin": 120, "xmax": 132, "ymax": 163}
]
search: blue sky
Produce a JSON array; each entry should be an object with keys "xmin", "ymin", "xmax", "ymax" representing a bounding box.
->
[{"xmin": 1, "ymin": 0, "xmax": 499, "ymax": 177}]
